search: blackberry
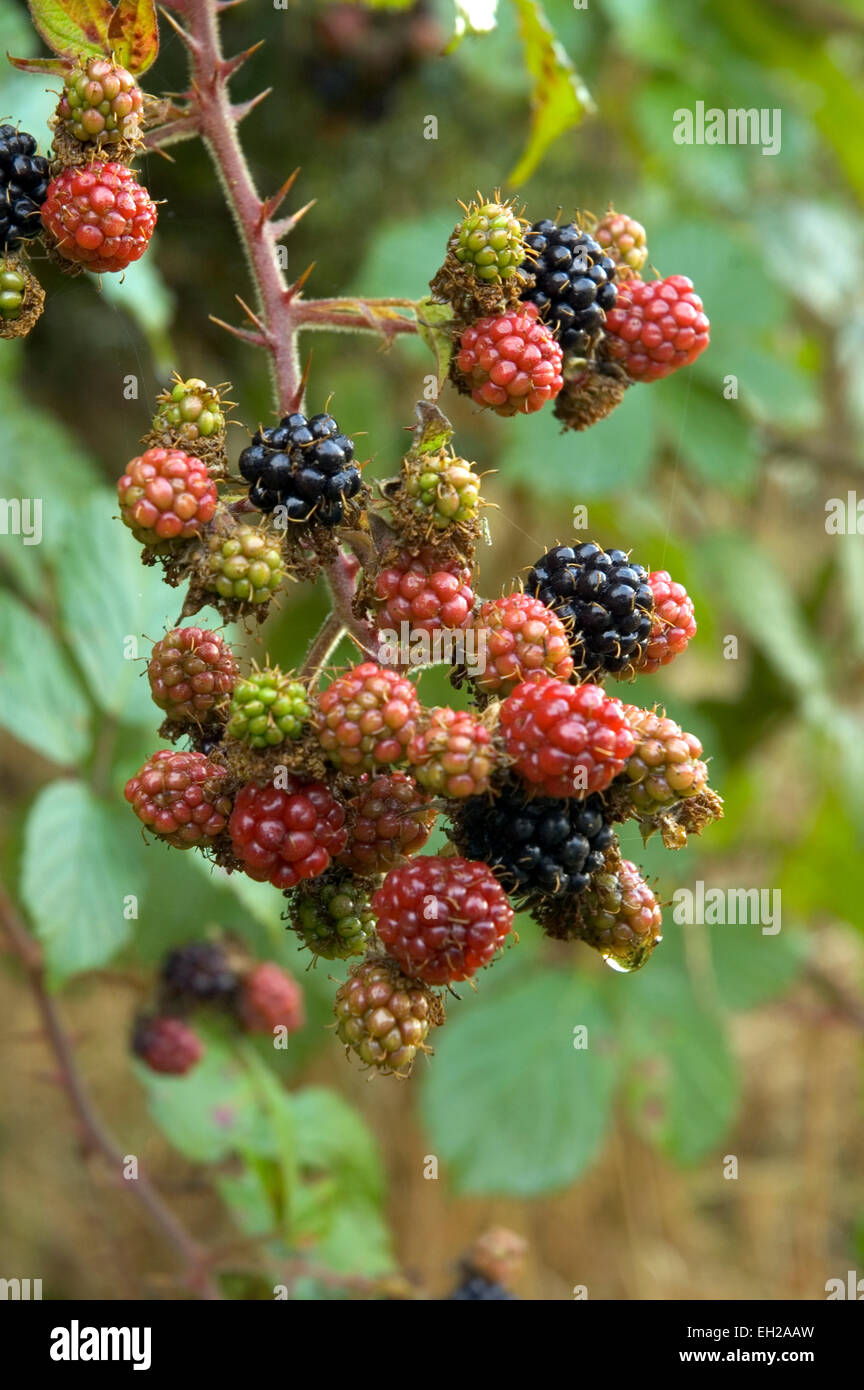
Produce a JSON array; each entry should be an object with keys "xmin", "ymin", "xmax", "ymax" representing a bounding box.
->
[
  {"xmin": 449, "ymin": 784, "xmax": 615, "ymax": 907},
  {"xmin": 0, "ymin": 125, "xmax": 50, "ymax": 251},
  {"xmin": 238, "ymin": 411, "xmax": 361, "ymax": 525},
  {"xmin": 448, "ymin": 1276, "xmax": 517, "ymax": 1301},
  {"xmin": 520, "ymin": 220, "xmax": 617, "ymax": 360},
  {"xmin": 527, "ymin": 542, "xmax": 654, "ymax": 679},
  {"xmin": 159, "ymin": 942, "xmax": 238, "ymax": 1007}
]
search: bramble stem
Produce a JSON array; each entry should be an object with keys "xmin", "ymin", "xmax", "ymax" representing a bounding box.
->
[
  {"xmin": 0, "ymin": 883, "xmax": 222, "ymax": 1300},
  {"xmin": 180, "ymin": 0, "xmax": 397, "ymax": 662}
]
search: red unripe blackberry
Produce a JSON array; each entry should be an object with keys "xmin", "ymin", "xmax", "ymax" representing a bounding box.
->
[
  {"xmin": 159, "ymin": 941, "xmax": 238, "ymax": 1007},
  {"xmin": 621, "ymin": 707, "xmax": 708, "ymax": 812},
  {"xmin": 124, "ymin": 750, "xmax": 232, "ymax": 849},
  {"xmin": 118, "ymin": 447, "xmax": 218, "ymax": 548},
  {"xmin": 580, "ymin": 858, "xmax": 663, "ymax": 971},
  {"xmin": 315, "ymin": 662, "xmax": 421, "ymax": 774},
  {"xmin": 41, "ymin": 161, "xmax": 157, "ymax": 273},
  {"xmin": 228, "ymin": 778, "xmax": 347, "ymax": 889},
  {"xmin": 471, "ymin": 592, "xmax": 573, "ymax": 695},
  {"xmin": 604, "ymin": 274, "xmax": 710, "ymax": 382},
  {"xmin": 500, "ymin": 677, "xmax": 635, "ymax": 799},
  {"xmin": 374, "ymin": 548, "xmax": 474, "ymax": 635},
  {"xmin": 147, "ymin": 626, "xmax": 237, "ymax": 722},
  {"xmin": 132, "ymin": 1015, "xmax": 204, "ymax": 1075},
  {"xmin": 373, "ymin": 856, "xmax": 513, "ymax": 985},
  {"xmin": 334, "ymin": 956, "xmax": 442, "ymax": 1077},
  {"xmin": 636, "ymin": 571, "xmax": 697, "ymax": 675},
  {"xmin": 407, "ymin": 706, "xmax": 499, "ymax": 798},
  {"xmin": 237, "ymin": 961, "xmax": 305, "ymax": 1035},
  {"xmin": 335, "ymin": 772, "xmax": 436, "ymax": 874},
  {"xmin": 455, "ymin": 303, "xmax": 563, "ymax": 416}
]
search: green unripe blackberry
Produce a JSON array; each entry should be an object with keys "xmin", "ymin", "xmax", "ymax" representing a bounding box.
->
[
  {"xmin": 152, "ymin": 377, "xmax": 226, "ymax": 444},
  {"xmin": 293, "ymin": 879, "xmax": 376, "ymax": 960},
  {"xmin": 0, "ymin": 264, "xmax": 26, "ymax": 320},
  {"xmin": 404, "ymin": 451, "xmax": 481, "ymax": 531},
  {"xmin": 455, "ymin": 200, "xmax": 525, "ymax": 285},
  {"xmin": 58, "ymin": 56, "xmax": 144, "ymax": 146},
  {"xmin": 204, "ymin": 524, "xmax": 285, "ymax": 605},
  {"xmin": 226, "ymin": 667, "xmax": 310, "ymax": 747}
]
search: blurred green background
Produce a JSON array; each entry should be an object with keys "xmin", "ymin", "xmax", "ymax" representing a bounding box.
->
[{"xmin": 1, "ymin": 0, "xmax": 863, "ymax": 1299}]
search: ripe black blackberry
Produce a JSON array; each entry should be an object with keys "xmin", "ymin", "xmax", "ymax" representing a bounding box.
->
[
  {"xmin": 159, "ymin": 942, "xmax": 238, "ymax": 1008},
  {"xmin": 527, "ymin": 542, "xmax": 654, "ymax": 679},
  {"xmin": 448, "ymin": 1275, "xmax": 518, "ymax": 1301},
  {"xmin": 520, "ymin": 220, "xmax": 617, "ymax": 359},
  {"xmin": 0, "ymin": 125, "xmax": 50, "ymax": 251},
  {"xmin": 449, "ymin": 784, "xmax": 616, "ymax": 907},
  {"xmin": 238, "ymin": 411, "xmax": 361, "ymax": 525}
]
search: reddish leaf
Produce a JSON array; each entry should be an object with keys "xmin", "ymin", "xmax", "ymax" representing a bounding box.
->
[
  {"xmin": 7, "ymin": 52, "xmax": 72, "ymax": 75},
  {"xmin": 26, "ymin": 0, "xmax": 114, "ymax": 59},
  {"xmin": 107, "ymin": 0, "xmax": 160, "ymax": 75}
]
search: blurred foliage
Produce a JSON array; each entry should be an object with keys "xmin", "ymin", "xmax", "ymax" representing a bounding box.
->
[{"xmin": 2, "ymin": 0, "xmax": 864, "ymax": 1290}]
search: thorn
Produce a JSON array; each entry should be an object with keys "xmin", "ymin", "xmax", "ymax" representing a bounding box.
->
[
  {"xmin": 258, "ymin": 168, "xmax": 300, "ymax": 226},
  {"xmin": 219, "ymin": 40, "xmax": 265, "ymax": 82},
  {"xmin": 232, "ymin": 89, "xmax": 272, "ymax": 123},
  {"xmin": 289, "ymin": 353, "xmax": 313, "ymax": 414},
  {"xmin": 271, "ymin": 200, "xmax": 316, "ymax": 241},
  {"xmin": 159, "ymin": 7, "xmax": 200, "ymax": 51},
  {"xmin": 234, "ymin": 294, "xmax": 270, "ymax": 338},
  {"xmin": 209, "ymin": 314, "xmax": 266, "ymax": 348},
  {"xmin": 217, "ymin": 0, "xmax": 247, "ymax": 9},
  {"xmin": 286, "ymin": 263, "xmax": 315, "ymax": 301}
]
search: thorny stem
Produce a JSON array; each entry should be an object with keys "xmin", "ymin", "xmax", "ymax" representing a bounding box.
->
[
  {"xmin": 0, "ymin": 882, "xmax": 222, "ymax": 1300},
  {"xmin": 0, "ymin": 884, "xmax": 394, "ymax": 1298},
  {"xmin": 179, "ymin": 0, "xmax": 407, "ymax": 654}
]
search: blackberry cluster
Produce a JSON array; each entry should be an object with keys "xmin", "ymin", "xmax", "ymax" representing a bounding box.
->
[
  {"xmin": 520, "ymin": 220, "xmax": 617, "ymax": 359},
  {"xmin": 451, "ymin": 785, "xmax": 615, "ymax": 906},
  {"xmin": 159, "ymin": 942, "xmax": 238, "ymax": 1007},
  {"xmin": 527, "ymin": 542, "xmax": 654, "ymax": 679},
  {"xmin": 238, "ymin": 411, "xmax": 361, "ymax": 524},
  {"xmin": 0, "ymin": 125, "xmax": 49, "ymax": 251}
]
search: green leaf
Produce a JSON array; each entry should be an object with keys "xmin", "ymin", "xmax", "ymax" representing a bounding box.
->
[
  {"xmin": 26, "ymin": 0, "xmax": 112, "ymax": 59},
  {"xmin": 696, "ymin": 533, "xmax": 824, "ymax": 699},
  {"xmin": 20, "ymin": 780, "xmax": 144, "ymax": 983},
  {"xmin": 107, "ymin": 0, "xmax": 159, "ymax": 75},
  {"xmin": 707, "ymin": 923, "xmax": 806, "ymax": 1013},
  {"xmin": 290, "ymin": 1087, "xmax": 384, "ymax": 1201},
  {"xmin": 0, "ymin": 593, "xmax": 90, "ymax": 765},
  {"xmin": 7, "ymin": 54, "xmax": 70, "ymax": 74},
  {"xmin": 624, "ymin": 995, "xmax": 739, "ymax": 1164},
  {"xmin": 508, "ymin": 0, "xmax": 594, "ymax": 185},
  {"xmin": 655, "ymin": 379, "xmax": 757, "ymax": 494},
  {"xmin": 55, "ymin": 491, "xmax": 178, "ymax": 723},
  {"xmin": 100, "ymin": 255, "xmax": 174, "ymax": 370},
  {"xmin": 497, "ymin": 378, "xmax": 657, "ymax": 499},
  {"xmin": 140, "ymin": 1035, "xmax": 275, "ymax": 1163},
  {"xmin": 422, "ymin": 970, "xmax": 618, "ymax": 1195},
  {"xmin": 415, "ymin": 297, "xmax": 455, "ymax": 392}
]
